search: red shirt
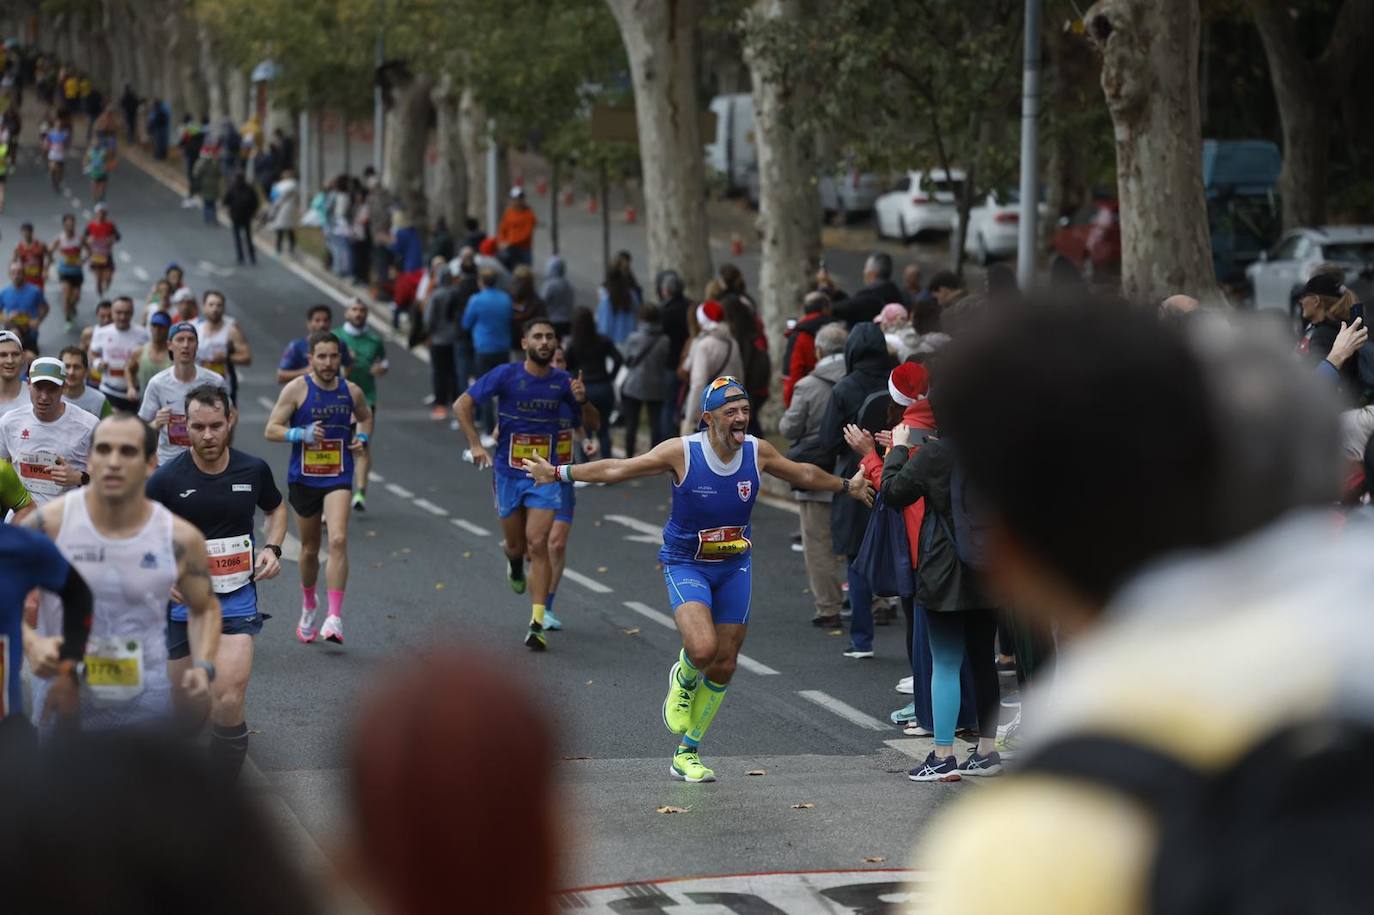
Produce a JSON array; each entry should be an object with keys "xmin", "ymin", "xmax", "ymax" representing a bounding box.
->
[
  {"xmin": 84, "ymin": 221, "xmax": 119, "ymax": 265},
  {"xmin": 13, "ymin": 241, "xmax": 46, "ymax": 286}
]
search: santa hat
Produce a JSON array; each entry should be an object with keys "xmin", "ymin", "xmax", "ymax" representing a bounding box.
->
[
  {"xmin": 697, "ymin": 299, "xmax": 725, "ymax": 328},
  {"xmin": 887, "ymin": 362, "xmax": 929, "ymax": 406}
]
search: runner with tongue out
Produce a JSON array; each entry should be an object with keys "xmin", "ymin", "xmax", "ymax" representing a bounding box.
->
[{"xmin": 523, "ymin": 376, "xmax": 875, "ymax": 783}]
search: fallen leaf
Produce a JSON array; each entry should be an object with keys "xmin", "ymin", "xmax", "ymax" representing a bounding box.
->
[
  {"xmin": 386, "ymin": 614, "xmax": 396, "ymax": 620},
  {"xmin": 366, "ymin": 530, "xmax": 377, "ymax": 538},
  {"xmin": 596, "ymin": 565, "xmax": 609, "ymax": 573},
  {"xmin": 462, "ymin": 551, "xmax": 472, "ymax": 558},
  {"xmin": 622, "ymin": 627, "xmax": 640, "ymax": 636},
  {"xmin": 562, "ymin": 755, "xmax": 592, "ymax": 761},
  {"xmin": 747, "ymin": 769, "xmax": 766, "ymax": 776},
  {"xmin": 434, "ymin": 583, "xmax": 446, "ymax": 590},
  {"xmin": 656, "ymin": 805, "xmax": 690, "ymax": 815},
  {"xmin": 791, "ymin": 802, "xmax": 815, "ymax": 809},
  {"xmin": 828, "ymin": 629, "xmax": 843, "ymax": 636},
  {"xmin": 585, "ymin": 680, "xmax": 594, "ymax": 686},
  {"xmin": 863, "ymin": 856, "xmax": 886, "ymax": 864}
]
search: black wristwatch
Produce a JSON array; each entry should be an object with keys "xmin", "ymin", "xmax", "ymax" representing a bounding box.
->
[
  {"xmin": 264, "ymin": 543, "xmax": 283, "ymax": 559},
  {"xmin": 194, "ymin": 659, "xmax": 217, "ymax": 682}
]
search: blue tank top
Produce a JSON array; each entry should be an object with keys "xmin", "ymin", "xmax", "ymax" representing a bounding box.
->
[
  {"xmin": 659, "ymin": 432, "xmax": 760, "ymax": 564},
  {"xmin": 288, "ymin": 375, "xmax": 356, "ymax": 487}
]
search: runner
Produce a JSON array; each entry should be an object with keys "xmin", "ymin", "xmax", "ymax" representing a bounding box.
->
[
  {"xmin": 544, "ymin": 344, "xmax": 597, "ymax": 631},
  {"xmin": 0, "ymin": 331, "xmax": 29, "ymax": 419},
  {"xmin": 49, "ymin": 212, "xmax": 86, "ymax": 331},
  {"xmin": 0, "ymin": 260, "xmax": 46, "ymax": 356},
  {"xmin": 83, "ymin": 132, "xmax": 112, "ymax": 203},
  {"xmin": 89, "ymin": 295, "xmax": 149, "ymax": 412},
  {"xmin": 265, "ymin": 330, "xmax": 372, "ymax": 645},
  {"xmin": 82, "ymin": 203, "xmax": 120, "ymax": 296},
  {"xmin": 0, "ymin": 357, "xmax": 98, "ymax": 506},
  {"xmin": 147, "ymin": 384, "xmax": 287, "ymax": 780},
  {"xmin": 334, "ymin": 298, "xmax": 386, "ymax": 511},
  {"xmin": 455, "ymin": 317, "xmax": 584, "ymax": 650},
  {"xmin": 21, "ymin": 412, "xmax": 220, "ymax": 732},
  {"xmin": 0, "ymin": 127, "xmax": 9, "ymax": 214},
  {"xmin": 277, "ymin": 304, "xmax": 351, "ymax": 384},
  {"xmin": 79, "ymin": 297, "xmax": 111, "ymax": 361},
  {"xmin": 12, "ymin": 222, "xmax": 49, "ymax": 289},
  {"xmin": 193, "ymin": 290, "xmax": 251, "ymax": 405},
  {"xmin": 137, "ymin": 322, "xmax": 228, "ymax": 466},
  {"xmin": 43, "ymin": 112, "xmax": 68, "ymax": 192},
  {"xmin": 60, "ymin": 345, "xmax": 112, "ymax": 419},
  {"xmin": 523, "ymin": 376, "xmax": 874, "ymax": 782}
]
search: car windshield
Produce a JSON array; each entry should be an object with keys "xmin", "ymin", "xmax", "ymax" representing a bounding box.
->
[
  {"xmin": 928, "ymin": 178, "xmax": 965, "ymax": 197},
  {"xmin": 1321, "ymin": 242, "xmax": 1374, "ymax": 264}
]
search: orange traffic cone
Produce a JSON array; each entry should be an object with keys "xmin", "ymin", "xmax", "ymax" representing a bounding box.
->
[
  {"xmin": 561, "ymin": 188, "xmax": 575, "ymax": 206},
  {"xmin": 535, "ymin": 177, "xmax": 548, "ymax": 196},
  {"xmin": 624, "ymin": 205, "xmax": 637, "ymax": 224},
  {"xmin": 587, "ymin": 196, "xmax": 599, "ymax": 215},
  {"xmin": 730, "ymin": 233, "xmax": 744, "ymax": 256}
]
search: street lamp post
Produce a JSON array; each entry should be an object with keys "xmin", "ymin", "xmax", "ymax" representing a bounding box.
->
[
  {"xmin": 1016, "ymin": 0, "xmax": 1042, "ymax": 289},
  {"xmin": 373, "ymin": 2, "xmax": 385, "ymax": 171}
]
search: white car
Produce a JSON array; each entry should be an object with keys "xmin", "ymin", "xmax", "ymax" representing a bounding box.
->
[
  {"xmin": 952, "ymin": 189, "xmax": 1044, "ymax": 265},
  {"xmin": 1246, "ymin": 225, "xmax": 1374, "ymax": 317},
  {"xmin": 874, "ymin": 169, "xmax": 966, "ymax": 241},
  {"xmin": 745, "ymin": 166, "xmax": 884, "ymax": 218}
]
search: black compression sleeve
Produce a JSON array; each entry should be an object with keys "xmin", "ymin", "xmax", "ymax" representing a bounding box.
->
[{"xmin": 55, "ymin": 566, "xmax": 93, "ymax": 662}]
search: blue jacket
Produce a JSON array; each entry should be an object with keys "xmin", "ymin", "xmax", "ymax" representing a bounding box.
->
[
  {"xmin": 390, "ymin": 225, "xmax": 425, "ymax": 273},
  {"xmin": 462, "ymin": 288, "xmax": 514, "ymax": 354},
  {"xmin": 596, "ymin": 286, "xmax": 640, "ymax": 345}
]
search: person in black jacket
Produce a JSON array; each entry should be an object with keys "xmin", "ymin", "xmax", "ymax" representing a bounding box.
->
[
  {"xmin": 818, "ymin": 321, "xmax": 894, "ymax": 658},
  {"xmin": 655, "ymin": 269, "xmax": 691, "ymax": 436},
  {"xmin": 831, "ymin": 252, "xmax": 903, "ymax": 325},
  {"xmin": 223, "ymin": 173, "xmax": 260, "ymax": 266},
  {"xmin": 1297, "ymin": 271, "xmax": 1374, "ymax": 405}
]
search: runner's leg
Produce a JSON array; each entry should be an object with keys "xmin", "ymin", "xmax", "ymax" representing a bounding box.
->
[
  {"xmin": 500, "ymin": 507, "xmax": 528, "ymax": 590},
  {"xmin": 547, "ymin": 518, "xmax": 570, "ymax": 624},
  {"xmin": 524, "ymin": 507, "xmax": 555, "ymax": 625},
  {"xmin": 322, "ymin": 488, "xmax": 351, "ymax": 607},
  {"xmin": 209, "ymin": 632, "xmax": 254, "ymax": 781},
  {"xmin": 297, "ymin": 509, "xmax": 322, "ymax": 640}
]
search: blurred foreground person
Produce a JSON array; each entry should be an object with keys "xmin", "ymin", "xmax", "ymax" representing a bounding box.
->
[
  {"xmin": 349, "ymin": 648, "xmax": 556, "ymax": 915},
  {"xmin": 908, "ymin": 302, "xmax": 1371, "ymax": 913}
]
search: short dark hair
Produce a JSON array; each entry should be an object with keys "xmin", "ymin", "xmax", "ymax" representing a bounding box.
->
[
  {"xmin": 60, "ymin": 345, "xmax": 88, "ymax": 367},
  {"xmin": 307, "ymin": 304, "xmax": 332, "ymax": 322},
  {"xmin": 203, "ymin": 289, "xmax": 225, "ymax": 306},
  {"xmin": 184, "ymin": 383, "xmax": 231, "ymax": 417},
  {"xmin": 637, "ymin": 303, "xmax": 661, "ymax": 324},
  {"xmin": 928, "ymin": 270, "xmax": 960, "ymax": 292},
  {"xmin": 866, "ymin": 252, "xmax": 893, "ymax": 281},
  {"xmin": 522, "ymin": 316, "xmax": 556, "ymax": 337},
  {"xmin": 479, "ymin": 269, "xmax": 497, "ymax": 288},
  {"xmin": 98, "ymin": 413, "xmax": 159, "ymax": 458},
  {"xmin": 113, "ymin": 295, "xmax": 134, "ymax": 308},
  {"xmin": 95, "ymin": 299, "xmax": 112, "ymax": 311},
  {"xmin": 308, "ymin": 330, "xmax": 340, "ymax": 355}
]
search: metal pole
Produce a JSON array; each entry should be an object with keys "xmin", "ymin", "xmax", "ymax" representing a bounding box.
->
[
  {"xmin": 372, "ymin": 6, "xmax": 385, "ymax": 172},
  {"xmin": 298, "ymin": 109, "xmax": 310, "ymax": 193},
  {"xmin": 485, "ymin": 118, "xmax": 499, "ymax": 234},
  {"xmin": 1016, "ymin": 0, "xmax": 1042, "ymax": 290}
]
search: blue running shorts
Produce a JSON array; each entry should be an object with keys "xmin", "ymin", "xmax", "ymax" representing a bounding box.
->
[
  {"xmin": 663, "ymin": 559, "xmax": 752, "ymax": 625},
  {"xmin": 493, "ymin": 473, "xmax": 562, "ymax": 518}
]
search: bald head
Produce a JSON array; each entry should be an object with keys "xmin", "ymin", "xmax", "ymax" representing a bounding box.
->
[{"xmin": 1160, "ymin": 294, "xmax": 1200, "ymax": 318}]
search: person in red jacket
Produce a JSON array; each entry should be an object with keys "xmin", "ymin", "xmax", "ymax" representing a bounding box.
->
[{"xmin": 783, "ymin": 292, "xmax": 833, "ymax": 406}]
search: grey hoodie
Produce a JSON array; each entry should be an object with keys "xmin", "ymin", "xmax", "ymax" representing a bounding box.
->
[{"xmin": 541, "ymin": 256, "xmax": 575, "ymax": 326}]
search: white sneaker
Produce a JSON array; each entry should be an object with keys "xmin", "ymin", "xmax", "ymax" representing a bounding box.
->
[
  {"xmin": 479, "ymin": 434, "xmax": 497, "ymax": 449},
  {"xmin": 841, "ymin": 648, "xmax": 875, "ymax": 659},
  {"xmin": 320, "ymin": 614, "xmax": 344, "ymax": 644},
  {"xmin": 904, "ymin": 722, "xmax": 932, "ymax": 737},
  {"xmin": 296, "ymin": 605, "xmax": 318, "ymax": 643},
  {"xmin": 896, "ymin": 676, "xmax": 914, "ymax": 694}
]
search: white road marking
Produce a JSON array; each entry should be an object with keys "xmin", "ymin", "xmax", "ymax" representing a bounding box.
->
[
  {"xmin": 132, "ymin": 265, "xmax": 149, "ymax": 281},
  {"xmin": 450, "ymin": 518, "xmax": 491, "ymax": 536},
  {"xmin": 412, "ymin": 498, "xmax": 448, "ymax": 516},
  {"xmin": 605, "ymin": 514, "xmax": 663, "ymax": 540},
  {"xmin": 798, "ymin": 690, "xmax": 891, "ymax": 731},
  {"xmin": 368, "ymin": 471, "xmax": 384, "ymax": 483},
  {"xmin": 384, "ymin": 482, "xmax": 414, "ymax": 499},
  {"xmin": 117, "ymin": 250, "xmax": 132, "ymax": 264},
  {"xmin": 256, "ymin": 396, "xmax": 275, "ymax": 411},
  {"xmin": 81, "ymin": 209, "xmax": 91, "ymax": 220},
  {"xmin": 560, "ymin": 568, "xmax": 613, "ymax": 594},
  {"xmin": 621, "ymin": 601, "xmax": 779, "ymax": 675},
  {"xmin": 196, "ymin": 259, "xmax": 235, "ymax": 278}
]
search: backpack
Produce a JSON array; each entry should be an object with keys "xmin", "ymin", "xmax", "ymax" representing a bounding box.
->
[
  {"xmin": 949, "ymin": 461, "xmax": 991, "ymax": 570},
  {"xmin": 1020, "ymin": 717, "xmax": 1374, "ymax": 915}
]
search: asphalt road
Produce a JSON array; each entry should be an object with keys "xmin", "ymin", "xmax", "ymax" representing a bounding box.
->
[{"xmin": 1, "ymin": 132, "xmax": 984, "ymax": 908}]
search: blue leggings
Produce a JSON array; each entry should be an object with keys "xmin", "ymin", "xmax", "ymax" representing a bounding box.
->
[
  {"xmin": 927, "ymin": 609, "xmax": 1000, "ymax": 746},
  {"xmin": 905, "ymin": 597, "xmax": 978, "ymax": 733}
]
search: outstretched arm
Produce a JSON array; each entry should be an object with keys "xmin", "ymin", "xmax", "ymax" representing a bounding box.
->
[
  {"xmin": 524, "ymin": 437, "xmax": 682, "ymax": 486},
  {"xmin": 755, "ymin": 437, "xmax": 874, "ymax": 507}
]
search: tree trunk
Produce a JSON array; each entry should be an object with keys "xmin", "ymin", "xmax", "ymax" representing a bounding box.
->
[
  {"xmin": 458, "ymin": 87, "xmax": 488, "ymax": 233},
  {"xmin": 194, "ymin": 18, "xmax": 226, "ymax": 123},
  {"xmin": 743, "ymin": 0, "xmax": 821, "ymax": 420},
  {"xmin": 605, "ymin": 0, "xmax": 713, "ymax": 297},
  {"xmin": 1087, "ymin": 0, "xmax": 1219, "ymax": 304},
  {"xmin": 385, "ymin": 71, "xmax": 435, "ymax": 230},
  {"xmin": 227, "ymin": 67, "xmax": 249, "ymax": 125},
  {"xmin": 429, "ymin": 74, "xmax": 468, "ymax": 235}
]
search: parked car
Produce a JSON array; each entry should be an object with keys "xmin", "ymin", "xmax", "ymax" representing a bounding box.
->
[
  {"xmin": 705, "ymin": 93, "xmax": 755, "ymax": 194},
  {"xmin": 1246, "ymin": 225, "xmax": 1374, "ymax": 318},
  {"xmin": 1051, "ymin": 198, "xmax": 1121, "ymax": 279},
  {"xmin": 745, "ymin": 165, "xmax": 884, "ymax": 219},
  {"xmin": 873, "ymin": 169, "xmax": 967, "ymax": 241},
  {"xmin": 953, "ymin": 189, "xmax": 1046, "ymax": 264}
]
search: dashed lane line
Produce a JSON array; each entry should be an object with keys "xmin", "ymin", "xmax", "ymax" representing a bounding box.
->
[
  {"xmin": 560, "ymin": 568, "xmax": 614, "ymax": 594},
  {"xmin": 450, "ymin": 518, "xmax": 491, "ymax": 536},
  {"xmin": 798, "ymin": 690, "xmax": 891, "ymax": 731},
  {"xmin": 621, "ymin": 601, "xmax": 780, "ymax": 676},
  {"xmin": 411, "ymin": 498, "xmax": 448, "ymax": 517},
  {"xmin": 117, "ymin": 249, "xmax": 132, "ymax": 264},
  {"xmin": 132, "ymin": 265, "xmax": 149, "ymax": 282},
  {"xmin": 256, "ymin": 396, "xmax": 275, "ymax": 411},
  {"xmin": 383, "ymin": 483, "xmax": 415, "ymax": 499}
]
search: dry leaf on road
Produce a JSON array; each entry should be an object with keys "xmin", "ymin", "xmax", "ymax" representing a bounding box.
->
[
  {"xmin": 434, "ymin": 583, "xmax": 445, "ymax": 590},
  {"xmin": 791, "ymin": 802, "xmax": 815, "ymax": 809},
  {"xmin": 656, "ymin": 805, "xmax": 690, "ymax": 815},
  {"xmin": 597, "ymin": 566, "xmax": 609, "ymax": 573},
  {"xmin": 863, "ymin": 856, "xmax": 887, "ymax": 864},
  {"xmin": 622, "ymin": 627, "xmax": 641, "ymax": 636},
  {"xmin": 747, "ymin": 769, "xmax": 767, "ymax": 776}
]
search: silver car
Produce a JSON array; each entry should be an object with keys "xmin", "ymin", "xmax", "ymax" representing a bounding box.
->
[{"xmin": 1247, "ymin": 225, "xmax": 1374, "ymax": 318}]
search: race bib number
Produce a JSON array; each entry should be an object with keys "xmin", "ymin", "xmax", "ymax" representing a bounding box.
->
[
  {"xmin": 105, "ymin": 364, "xmax": 125, "ymax": 378},
  {"xmin": 554, "ymin": 429, "xmax": 574, "ymax": 465},
  {"xmin": 206, "ymin": 534, "xmax": 254, "ymax": 594},
  {"xmin": 8, "ymin": 312, "xmax": 29, "ymax": 329},
  {"xmin": 17, "ymin": 450, "xmax": 60, "ymax": 495},
  {"xmin": 89, "ymin": 254, "xmax": 111, "ymax": 268},
  {"xmin": 508, "ymin": 433, "xmax": 552, "ymax": 468},
  {"xmin": 84, "ymin": 635, "xmax": 144, "ymax": 703},
  {"xmin": 302, "ymin": 439, "xmax": 344, "ymax": 476},
  {"xmin": 695, "ymin": 525, "xmax": 752, "ymax": 561},
  {"xmin": 167, "ymin": 413, "xmax": 190, "ymax": 447}
]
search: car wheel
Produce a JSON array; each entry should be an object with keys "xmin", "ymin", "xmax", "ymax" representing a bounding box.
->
[{"xmin": 874, "ymin": 212, "xmax": 886, "ymax": 240}]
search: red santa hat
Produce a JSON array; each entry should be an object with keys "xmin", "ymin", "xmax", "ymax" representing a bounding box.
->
[
  {"xmin": 888, "ymin": 361, "xmax": 930, "ymax": 406},
  {"xmin": 696, "ymin": 299, "xmax": 725, "ymax": 328}
]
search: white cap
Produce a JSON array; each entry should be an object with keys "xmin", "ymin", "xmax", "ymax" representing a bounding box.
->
[
  {"xmin": 509, "ymin": 186, "xmax": 525, "ymax": 199},
  {"xmin": 171, "ymin": 287, "xmax": 195, "ymax": 304}
]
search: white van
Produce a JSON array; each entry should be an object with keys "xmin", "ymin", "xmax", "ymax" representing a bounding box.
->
[{"xmin": 705, "ymin": 93, "xmax": 756, "ymax": 193}]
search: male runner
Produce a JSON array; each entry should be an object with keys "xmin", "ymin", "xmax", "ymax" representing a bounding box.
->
[
  {"xmin": 79, "ymin": 297, "xmax": 112, "ymax": 361},
  {"xmin": 60, "ymin": 345, "xmax": 112, "ymax": 418},
  {"xmin": 0, "ymin": 357, "xmax": 98, "ymax": 507},
  {"xmin": 456, "ymin": 317, "xmax": 584, "ymax": 650},
  {"xmin": 22, "ymin": 413, "xmax": 220, "ymax": 731},
  {"xmin": 82, "ymin": 203, "xmax": 120, "ymax": 296},
  {"xmin": 265, "ymin": 331, "xmax": 372, "ymax": 645},
  {"xmin": 83, "ymin": 135, "xmax": 111, "ymax": 203},
  {"xmin": 49, "ymin": 212, "xmax": 86, "ymax": 331},
  {"xmin": 334, "ymin": 298, "xmax": 387, "ymax": 511},
  {"xmin": 544, "ymin": 344, "xmax": 597, "ymax": 631},
  {"xmin": 12, "ymin": 222, "xmax": 49, "ymax": 289},
  {"xmin": 138, "ymin": 322, "xmax": 228, "ymax": 466},
  {"xmin": 277, "ymin": 304, "xmax": 351, "ymax": 385},
  {"xmin": 0, "ymin": 330, "xmax": 27, "ymax": 418},
  {"xmin": 89, "ymin": 295, "xmax": 148, "ymax": 411},
  {"xmin": 126, "ymin": 311, "xmax": 172, "ymax": 398},
  {"xmin": 147, "ymin": 384, "xmax": 286, "ymax": 779},
  {"xmin": 0, "ymin": 260, "xmax": 47, "ymax": 356},
  {"xmin": 525, "ymin": 376, "xmax": 874, "ymax": 782},
  {"xmin": 194, "ymin": 290, "xmax": 252, "ymax": 405}
]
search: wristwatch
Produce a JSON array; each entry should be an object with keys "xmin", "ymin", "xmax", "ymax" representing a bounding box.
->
[
  {"xmin": 264, "ymin": 543, "xmax": 283, "ymax": 559},
  {"xmin": 194, "ymin": 659, "xmax": 217, "ymax": 682},
  {"xmin": 841, "ymin": 476, "xmax": 851, "ymax": 495}
]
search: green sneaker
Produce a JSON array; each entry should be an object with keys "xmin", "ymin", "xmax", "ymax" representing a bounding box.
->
[
  {"xmin": 523, "ymin": 621, "xmax": 546, "ymax": 651},
  {"xmin": 351, "ymin": 491, "xmax": 366, "ymax": 512},
  {"xmin": 508, "ymin": 562, "xmax": 527, "ymax": 595},
  {"xmin": 662, "ymin": 662, "xmax": 696, "ymax": 735},
  {"xmin": 670, "ymin": 747, "xmax": 716, "ymax": 783}
]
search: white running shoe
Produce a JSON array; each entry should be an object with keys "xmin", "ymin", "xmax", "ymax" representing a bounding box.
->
[
  {"xmin": 320, "ymin": 614, "xmax": 344, "ymax": 644},
  {"xmin": 296, "ymin": 606, "xmax": 318, "ymax": 643},
  {"xmin": 896, "ymin": 676, "xmax": 914, "ymax": 694}
]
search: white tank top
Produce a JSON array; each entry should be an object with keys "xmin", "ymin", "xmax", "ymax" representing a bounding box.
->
[
  {"xmin": 194, "ymin": 317, "xmax": 235, "ymax": 377},
  {"xmin": 92, "ymin": 324, "xmax": 151, "ymax": 397},
  {"xmin": 33, "ymin": 493, "xmax": 177, "ymax": 729}
]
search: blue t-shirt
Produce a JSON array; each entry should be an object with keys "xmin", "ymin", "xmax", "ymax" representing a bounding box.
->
[
  {"xmin": 462, "ymin": 288, "xmax": 514, "ymax": 354},
  {"xmin": 390, "ymin": 226, "xmax": 425, "ymax": 273},
  {"xmin": 278, "ymin": 335, "xmax": 354, "ymax": 373},
  {"xmin": 0, "ymin": 525, "xmax": 71, "ymax": 720},
  {"xmin": 465, "ymin": 362, "xmax": 582, "ymax": 479},
  {"xmin": 659, "ymin": 432, "xmax": 760, "ymax": 565},
  {"xmin": 0, "ymin": 283, "xmax": 44, "ymax": 322}
]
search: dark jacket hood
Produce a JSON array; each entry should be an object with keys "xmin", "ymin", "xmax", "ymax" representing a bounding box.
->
[
  {"xmin": 845, "ymin": 322, "xmax": 889, "ymax": 375},
  {"xmin": 545, "ymin": 256, "xmax": 566, "ymax": 280}
]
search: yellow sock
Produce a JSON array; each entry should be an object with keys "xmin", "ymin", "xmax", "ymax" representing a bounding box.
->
[{"xmin": 532, "ymin": 603, "xmax": 546, "ymax": 626}]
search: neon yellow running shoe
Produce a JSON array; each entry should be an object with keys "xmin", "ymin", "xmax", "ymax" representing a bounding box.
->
[
  {"xmin": 662, "ymin": 662, "xmax": 696, "ymax": 735},
  {"xmin": 524, "ymin": 621, "xmax": 546, "ymax": 651},
  {"xmin": 670, "ymin": 746, "xmax": 716, "ymax": 783}
]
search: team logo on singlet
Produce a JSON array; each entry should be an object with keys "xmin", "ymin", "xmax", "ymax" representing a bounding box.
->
[
  {"xmin": 737, "ymin": 480, "xmax": 752, "ymax": 501},
  {"xmin": 140, "ymin": 552, "xmax": 158, "ymax": 569}
]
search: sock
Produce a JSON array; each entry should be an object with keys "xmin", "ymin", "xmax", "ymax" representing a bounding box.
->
[
  {"xmin": 210, "ymin": 722, "xmax": 250, "ymax": 782},
  {"xmin": 508, "ymin": 554, "xmax": 525, "ymax": 581},
  {"xmin": 545, "ymin": 591, "xmax": 556, "ymax": 615},
  {"xmin": 683, "ymin": 678, "xmax": 728, "ymax": 748},
  {"xmin": 301, "ymin": 585, "xmax": 318, "ymax": 611},
  {"xmin": 675, "ymin": 649, "xmax": 700, "ymax": 690},
  {"xmin": 327, "ymin": 589, "xmax": 344, "ymax": 619},
  {"xmin": 531, "ymin": 602, "xmax": 546, "ymax": 627}
]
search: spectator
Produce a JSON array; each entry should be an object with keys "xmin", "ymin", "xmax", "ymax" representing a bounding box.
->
[
  {"xmin": 266, "ymin": 168, "xmax": 299, "ymax": 256},
  {"xmin": 818, "ymin": 321, "xmax": 892, "ymax": 658},
  {"xmin": 540, "ymin": 256, "xmax": 575, "ymax": 340},
  {"xmin": 620, "ymin": 303, "xmax": 672, "ymax": 455},
  {"xmin": 425, "ymin": 264, "xmax": 462, "ymax": 420},
  {"xmin": 497, "ymin": 187, "xmax": 536, "ymax": 269},
  {"xmin": 983, "ymin": 263, "xmax": 1021, "ymax": 306},
  {"xmin": 461, "ymin": 268, "xmax": 514, "ymax": 435},
  {"xmin": 718, "ymin": 263, "xmax": 757, "ymax": 312},
  {"xmin": 176, "ymin": 115, "xmax": 201, "ymax": 198},
  {"xmin": 273, "ymin": 127, "xmax": 295, "ymax": 171},
  {"xmin": 191, "ymin": 146, "xmax": 223, "ymax": 226},
  {"xmin": 324, "ymin": 175, "xmax": 354, "ymax": 278},
  {"xmin": 680, "ymin": 299, "xmax": 743, "ymax": 437},
  {"xmin": 1296, "ymin": 272, "xmax": 1374, "ymax": 403},
  {"xmin": 614, "ymin": 250, "xmax": 643, "ymax": 303},
  {"xmin": 901, "ymin": 263, "xmax": 924, "ymax": 309},
  {"xmin": 427, "ymin": 217, "xmax": 455, "ymax": 263},
  {"xmin": 723, "ymin": 295, "xmax": 770, "ymax": 437},
  {"xmin": 783, "ymin": 292, "xmax": 833, "ymax": 407},
  {"xmin": 222, "ymin": 172, "xmax": 259, "ymax": 266},
  {"xmin": 833, "ymin": 253, "xmax": 902, "ymax": 325},
  {"xmin": 389, "ymin": 211, "xmax": 426, "ymax": 336},
  {"xmin": 217, "ymin": 116, "xmax": 241, "ymax": 175},
  {"xmin": 565, "ymin": 306, "xmax": 622, "ymax": 459},
  {"xmin": 813, "ymin": 264, "xmax": 848, "ymax": 303},
  {"xmin": 655, "ymin": 269, "xmax": 691, "ymax": 434},
  {"xmin": 596, "ymin": 257, "xmax": 641, "ymax": 345},
  {"xmin": 927, "ymin": 270, "xmax": 964, "ymax": 307},
  {"xmin": 119, "ymin": 83, "xmax": 138, "ymax": 142},
  {"xmin": 446, "ymin": 251, "xmax": 480, "ymax": 404},
  {"xmin": 461, "ymin": 216, "xmax": 486, "ymax": 251},
  {"xmin": 251, "ymin": 142, "xmax": 278, "ymax": 199},
  {"xmin": 875, "ymin": 302, "xmax": 917, "ymax": 361},
  {"xmin": 780, "ymin": 322, "xmax": 850, "ymax": 627},
  {"xmin": 146, "ymin": 96, "xmax": 170, "ymax": 159},
  {"xmin": 1159, "ymin": 293, "xmax": 1200, "ymax": 319},
  {"xmin": 363, "ymin": 167, "xmax": 393, "ymax": 291},
  {"xmin": 509, "ymin": 265, "xmax": 546, "ymax": 352}
]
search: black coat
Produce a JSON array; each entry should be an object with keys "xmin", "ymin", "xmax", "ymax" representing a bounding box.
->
[
  {"xmin": 820, "ymin": 322, "xmax": 894, "ymax": 556},
  {"xmin": 224, "ymin": 182, "xmax": 259, "ymax": 225},
  {"xmin": 832, "ymin": 279, "xmax": 902, "ymax": 325}
]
